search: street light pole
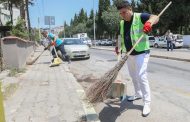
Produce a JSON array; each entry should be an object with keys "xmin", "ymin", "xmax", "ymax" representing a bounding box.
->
[
  {"xmin": 38, "ymin": 17, "xmax": 41, "ymax": 40},
  {"xmin": 93, "ymin": 0, "xmax": 96, "ymax": 46},
  {"xmin": 63, "ymin": 22, "xmax": 65, "ymax": 38}
]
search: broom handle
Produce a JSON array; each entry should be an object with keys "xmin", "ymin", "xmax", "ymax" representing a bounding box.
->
[
  {"xmin": 126, "ymin": 1, "xmax": 172, "ymax": 56},
  {"xmin": 53, "ymin": 46, "xmax": 59, "ymax": 58}
]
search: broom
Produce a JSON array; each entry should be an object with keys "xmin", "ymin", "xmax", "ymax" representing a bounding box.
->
[
  {"xmin": 26, "ymin": 49, "xmax": 46, "ymax": 65},
  {"xmin": 86, "ymin": 1, "xmax": 172, "ymax": 103}
]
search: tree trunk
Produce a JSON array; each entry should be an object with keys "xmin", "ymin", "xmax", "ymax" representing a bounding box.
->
[
  {"xmin": 20, "ymin": 3, "xmax": 25, "ymax": 20},
  {"xmin": 25, "ymin": 0, "xmax": 31, "ymax": 40},
  {"xmin": 8, "ymin": 0, "xmax": 13, "ymax": 25}
]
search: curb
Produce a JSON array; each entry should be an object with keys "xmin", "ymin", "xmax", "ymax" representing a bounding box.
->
[
  {"xmin": 150, "ymin": 55, "xmax": 190, "ymax": 62},
  {"xmin": 76, "ymin": 90, "xmax": 100, "ymax": 122},
  {"xmin": 91, "ymin": 47, "xmax": 190, "ymax": 62},
  {"xmin": 67, "ymin": 67, "xmax": 100, "ymax": 122}
]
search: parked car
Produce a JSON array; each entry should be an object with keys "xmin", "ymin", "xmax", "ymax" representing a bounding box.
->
[
  {"xmin": 95, "ymin": 40, "xmax": 101, "ymax": 46},
  {"xmin": 172, "ymin": 34, "xmax": 183, "ymax": 48},
  {"xmin": 148, "ymin": 36, "xmax": 155, "ymax": 47},
  {"xmin": 100, "ymin": 39, "xmax": 107, "ymax": 46},
  {"xmin": 154, "ymin": 36, "xmax": 167, "ymax": 48},
  {"xmin": 81, "ymin": 37, "xmax": 92, "ymax": 47},
  {"xmin": 100, "ymin": 39, "xmax": 114, "ymax": 46},
  {"xmin": 105, "ymin": 40, "xmax": 113, "ymax": 46},
  {"xmin": 62, "ymin": 38, "xmax": 90, "ymax": 59},
  {"xmin": 154, "ymin": 34, "xmax": 183, "ymax": 48}
]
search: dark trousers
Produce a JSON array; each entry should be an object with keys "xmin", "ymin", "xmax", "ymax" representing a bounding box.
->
[
  {"xmin": 51, "ymin": 43, "xmax": 70, "ymax": 62},
  {"xmin": 167, "ymin": 41, "xmax": 173, "ymax": 51}
]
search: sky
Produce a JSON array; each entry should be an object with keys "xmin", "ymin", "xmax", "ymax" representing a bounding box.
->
[{"xmin": 29, "ymin": 0, "xmax": 99, "ymax": 28}]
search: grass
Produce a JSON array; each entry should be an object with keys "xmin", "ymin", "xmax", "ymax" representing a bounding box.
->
[
  {"xmin": 2, "ymin": 83, "xmax": 19, "ymax": 100},
  {"xmin": 8, "ymin": 68, "xmax": 26, "ymax": 77}
]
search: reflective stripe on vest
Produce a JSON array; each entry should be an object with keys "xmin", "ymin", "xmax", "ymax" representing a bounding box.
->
[
  {"xmin": 120, "ymin": 20, "xmax": 126, "ymax": 52},
  {"xmin": 120, "ymin": 13, "xmax": 149, "ymax": 52}
]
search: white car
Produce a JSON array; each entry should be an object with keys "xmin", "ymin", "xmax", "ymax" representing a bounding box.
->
[
  {"xmin": 148, "ymin": 36, "xmax": 156, "ymax": 47},
  {"xmin": 154, "ymin": 34, "xmax": 183, "ymax": 48},
  {"xmin": 154, "ymin": 36, "xmax": 167, "ymax": 48},
  {"xmin": 81, "ymin": 37, "xmax": 92, "ymax": 47},
  {"xmin": 63, "ymin": 38, "xmax": 90, "ymax": 59}
]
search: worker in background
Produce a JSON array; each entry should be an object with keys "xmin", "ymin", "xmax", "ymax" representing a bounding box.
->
[
  {"xmin": 41, "ymin": 31, "xmax": 71, "ymax": 64},
  {"xmin": 166, "ymin": 29, "xmax": 174, "ymax": 51}
]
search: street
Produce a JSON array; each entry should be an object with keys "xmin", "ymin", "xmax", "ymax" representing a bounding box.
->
[{"xmin": 69, "ymin": 48, "xmax": 190, "ymax": 122}]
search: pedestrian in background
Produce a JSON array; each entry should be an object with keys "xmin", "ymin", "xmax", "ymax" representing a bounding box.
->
[
  {"xmin": 41, "ymin": 31, "xmax": 71, "ymax": 64},
  {"xmin": 115, "ymin": 0, "xmax": 159, "ymax": 117},
  {"xmin": 166, "ymin": 30, "xmax": 174, "ymax": 51}
]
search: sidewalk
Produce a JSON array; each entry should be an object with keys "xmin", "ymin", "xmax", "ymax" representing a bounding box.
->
[
  {"xmin": 2, "ymin": 46, "xmax": 99, "ymax": 122},
  {"xmin": 91, "ymin": 46, "xmax": 190, "ymax": 62}
]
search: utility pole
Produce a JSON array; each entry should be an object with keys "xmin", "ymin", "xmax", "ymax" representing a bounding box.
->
[
  {"xmin": 63, "ymin": 21, "xmax": 65, "ymax": 38},
  {"xmin": 64, "ymin": 26, "xmax": 65, "ymax": 38},
  {"xmin": 38, "ymin": 17, "xmax": 41, "ymax": 40},
  {"xmin": 49, "ymin": 16, "xmax": 51, "ymax": 33},
  {"xmin": 93, "ymin": 0, "xmax": 96, "ymax": 46}
]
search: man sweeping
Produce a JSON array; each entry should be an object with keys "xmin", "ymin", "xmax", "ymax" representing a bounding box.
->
[
  {"xmin": 41, "ymin": 31, "xmax": 71, "ymax": 64},
  {"xmin": 115, "ymin": 1, "xmax": 159, "ymax": 117}
]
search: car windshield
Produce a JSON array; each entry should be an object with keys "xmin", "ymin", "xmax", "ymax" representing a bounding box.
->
[
  {"xmin": 177, "ymin": 35, "xmax": 183, "ymax": 39},
  {"xmin": 63, "ymin": 39, "xmax": 84, "ymax": 45},
  {"xmin": 149, "ymin": 37, "xmax": 155, "ymax": 40}
]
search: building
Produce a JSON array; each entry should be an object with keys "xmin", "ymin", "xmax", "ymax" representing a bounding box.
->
[
  {"xmin": 0, "ymin": 2, "xmax": 20, "ymax": 37},
  {"xmin": 0, "ymin": 2, "xmax": 20, "ymax": 26},
  {"xmin": 51, "ymin": 26, "xmax": 64, "ymax": 37}
]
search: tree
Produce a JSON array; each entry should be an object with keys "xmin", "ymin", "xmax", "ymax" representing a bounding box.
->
[
  {"xmin": 86, "ymin": 9, "xmax": 94, "ymax": 38},
  {"xmin": 102, "ymin": 6, "xmax": 120, "ymax": 39},
  {"xmin": 72, "ymin": 23, "xmax": 87, "ymax": 34},
  {"xmin": 78, "ymin": 8, "xmax": 87, "ymax": 23},
  {"xmin": 97, "ymin": 0, "xmax": 105, "ymax": 39},
  {"xmin": 25, "ymin": 0, "xmax": 32, "ymax": 40},
  {"xmin": 136, "ymin": 0, "xmax": 190, "ymax": 35},
  {"xmin": 11, "ymin": 18, "xmax": 29, "ymax": 39},
  {"xmin": 104, "ymin": 0, "xmax": 111, "ymax": 11}
]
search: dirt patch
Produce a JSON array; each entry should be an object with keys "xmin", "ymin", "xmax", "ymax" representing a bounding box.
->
[
  {"xmin": 73, "ymin": 73, "xmax": 99, "ymax": 91},
  {"xmin": 76, "ymin": 74, "xmax": 97, "ymax": 82}
]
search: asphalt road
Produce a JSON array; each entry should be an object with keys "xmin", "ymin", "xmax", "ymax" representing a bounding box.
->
[{"xmin": 69, "ymin": 48, "xmax": 190, "ymax": 122}]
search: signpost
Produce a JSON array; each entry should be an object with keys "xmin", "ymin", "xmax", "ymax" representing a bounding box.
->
[{"xmin": 44, "ymin": 16, "xmax": 55, "ymax": 32}]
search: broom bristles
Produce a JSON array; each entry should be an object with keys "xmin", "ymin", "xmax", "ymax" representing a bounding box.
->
[{"xmin": 86, "ymin": 54, "xmax": 128, "ymax": 103}]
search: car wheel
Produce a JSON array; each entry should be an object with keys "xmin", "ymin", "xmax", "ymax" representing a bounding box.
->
[
  {"xmin": 86, "ymin": 56, "xmax": 90, "ymax": 60},
  {"xmin": 154, "ymin": 43, "xmax": 159, "ymax": 48}
]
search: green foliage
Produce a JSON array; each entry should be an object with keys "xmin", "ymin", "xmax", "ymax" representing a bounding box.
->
[
  {"xmin": 136, "ymin": 0, "xmax": 190, "ymax": 35},
  {"xmin": 102, "ymin": 6, "xmax": 120, "ymax": 39},
  {"xmin": 78, "ymin": 8, "xmax": 87, "ymax": 23},
  {"xmin": 10, "ymin": 18, "xmax": 29, "ymax": 40},
  {"xmin": 5, "ymin": 21, "xmax": 12, "ymax": 26},
  {"xmin": 8, "ymin": 68, "xmax": 26, "ymax": 77},
  {"xmin": 104, "ymin": 0, "xmax": 111, "ymax": 11},
  {"xmin": 64, "ymin": 0, "xmax": 190, "ymax": 40},
  {"xmin": 73, "ymin": 23, "xmax": 87, "ymax": 34},
  {"xmin": 30, "ymin": 28, "xmax": 40, "ymax": 42}
]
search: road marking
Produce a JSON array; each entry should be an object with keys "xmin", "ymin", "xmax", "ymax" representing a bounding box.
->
[
  {"xmin": 76, "ymin": 89, "xmax": 100, "ymax": 122},
  {"xmin": 0, "ymin": 82, "xmax": 6, "ymax": 122}
]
